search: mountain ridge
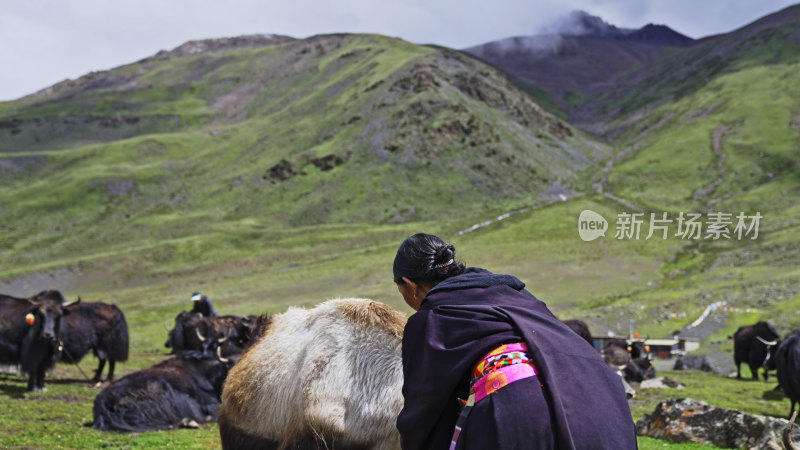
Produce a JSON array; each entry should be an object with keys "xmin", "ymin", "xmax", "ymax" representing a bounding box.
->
[{"xmin": 464, "ymin": 11, "xmax": 695, "ymax": 112}]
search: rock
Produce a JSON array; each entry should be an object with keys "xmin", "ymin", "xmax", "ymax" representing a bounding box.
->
[
  {"xmin": 310, "ymin": 154, "xmax": 345, "ymax": 171},
  {"xmin": 105, "ymin": 179, "xmax": 137, "ymax": 197},
  {"xmin": 640, "ymin": 377, "xmax": 685, "ymax": 389},
  {"xmin": 674, "ymin": 354, "xmax": 713, "ymax": 372},
  {"xmin": 618, "ymin": 373, "xmax": 636, "ymax": 398},
  {"xmin": 636, "ymin": 398, "xmax": 800, "ymax": 449},
  {"xmin": 179, "ymin": 418, "xmax": 200, "ymax": 429},
  {"xmin": 266, "ymin": 159, "xmax": 296, "ymax": 181}
]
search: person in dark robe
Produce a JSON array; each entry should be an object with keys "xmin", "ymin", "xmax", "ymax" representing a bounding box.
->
[
  {"xmin": 393, "ymin": 233, "xmax": 638, "ymax": 450},
  {"xmin": 190, "ymin": 292, "xmax": 218, "ymax": 318}
]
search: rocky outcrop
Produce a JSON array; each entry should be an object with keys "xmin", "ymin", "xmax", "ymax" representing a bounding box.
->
[
  {"xmin": 144, "ymin": 34, "xmax": 295, "ymax": 61},
  {"xmin": 640, "ymin": 377, "xmax": 685, "ymax": 389},
  {"xmin": 674, "ymin": 354, "xmax": 714, "ymax": 372},
  {"xmin": 266, "ymin": 159, "xmax": 297, "ymax": 182},
  {"xmin": 636, "ymin": 398, "xmax": 800, "ymax": 449}
]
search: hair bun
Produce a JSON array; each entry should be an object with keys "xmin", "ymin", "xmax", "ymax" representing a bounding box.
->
[
  {"xmin": 433, "ymin": 245, "xmax": 455, "ymax": 267},
  {"xmin": 393, "ymin": 233, "xmax": 466, "ymax": 284}
]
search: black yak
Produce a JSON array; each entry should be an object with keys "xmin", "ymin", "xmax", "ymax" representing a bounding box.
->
[
  {"xmin": 60, "ymin": 301, "xmax": 129, "ymax": 382},
  {"xmin": 0, "ymin": 293, "xmax": 79, "ymax": 390},
  {"xmin": 92, "ymin": 350, "xmax": 235, "ymax": 432},
  {"xmin": 733, "ymin": 321, "xmax": 780, "ymax": 380}
]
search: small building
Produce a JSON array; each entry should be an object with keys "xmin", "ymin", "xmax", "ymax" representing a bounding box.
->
[
  {"xmin": 644, "ymin": 339, "xmax": 681, "ymax": 359},
  {"xmin": 590, "ymin": 336, "xmax": 700, "ymax": 359},
  {"xmin": 591, "ymin": 336, "xmax": 628, "ymax": 351}
]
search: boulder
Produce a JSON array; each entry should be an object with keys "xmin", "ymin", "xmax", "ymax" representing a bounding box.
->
[
  {"xmin": 640, "ymin": 377, "xmax": 685, "ymax": 389},
  {"xmin": 636, "ymin": 398, "xmax": 800, "ymax": 449},
  {"xmin": 620, "ymin": 375, "xmax": 636, "ymax": 399},
  {"xmin": 674, "ymin": 354, "xmax": 713, "ymax": 372}
]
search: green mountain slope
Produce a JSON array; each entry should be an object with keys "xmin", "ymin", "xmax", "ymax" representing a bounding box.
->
[
  {"xmin": 0, "ymin": 9, "xmax": 797, "ymax": 348},
  {"xmin": 566, "ymin": 5, "xmax": 800, "ymax": 355},
  {"xmin": 0, "ymin": 33, "xmax": 606, "ymax": 284},
  {"xmin": 451, "ymin": 3, "xmax": 800, "ymax": 357}
]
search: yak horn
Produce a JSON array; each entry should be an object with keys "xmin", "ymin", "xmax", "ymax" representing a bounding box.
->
[
  {"xmin": 63, "ymin": 298, "xmax": 81, "ymax": 308},
  {"xmin": 165, "ymin": 320, "xmax": 172, "ymax": 331},
  {"xmin": 216, "ymin": 346, "xmax": 229, "ymax": 363},
  {"xmin": 218, "ymin": 330, "xmax": 230, "ymax": 344},
  {"xmin": 784, "ymin": 410, "xmax": 798, "ymax": 450},
  {"xmin": 195, "ymin": 328, "xmax": 207, "ymax": 342},
  {"xmin": 757, "ymin": 336, "xmax": 778, "ymax": 346}
]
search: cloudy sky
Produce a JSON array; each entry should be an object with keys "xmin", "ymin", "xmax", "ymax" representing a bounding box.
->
[{"xmin": 1, "ymin": 0, "xmax": 797, "ymax": 101}]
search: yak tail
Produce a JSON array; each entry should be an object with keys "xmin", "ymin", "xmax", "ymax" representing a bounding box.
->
[{"xmin": 109, "ymin": 305, "xmax": 130, "ymax": 362}]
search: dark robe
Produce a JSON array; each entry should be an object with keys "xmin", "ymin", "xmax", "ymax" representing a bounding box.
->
[{"xmin": 397, "ymin": 268, "xmax": 637, "ymax": 450}]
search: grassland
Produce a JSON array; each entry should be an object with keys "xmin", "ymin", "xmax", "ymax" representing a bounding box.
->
[{"xmin": 1, "ymin": 192, "xmax": 796, "ymax": 448}]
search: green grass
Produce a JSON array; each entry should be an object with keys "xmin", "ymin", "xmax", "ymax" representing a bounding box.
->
[
  {"xmin": 0, "ymin": 369, "xmax": 219, "ymax": 449},
  {"xmin": 564, "ymin": 90, "xmax": 585, "ymax": 109},
  {"xmin": 0, "ymin": 364, "xmax": 791, "ymax": 448},
  {"xmin": 629, "ymin": 370, "xmax": 791, "ymax": 422},
  {"xmin": 607, "ymin": 61, "xmax": 800, "ymax": 213}
]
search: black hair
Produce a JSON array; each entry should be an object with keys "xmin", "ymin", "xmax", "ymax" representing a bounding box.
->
[{"xmin": 393, "ymin": 233, "xmax": 466, "ymax": 285}]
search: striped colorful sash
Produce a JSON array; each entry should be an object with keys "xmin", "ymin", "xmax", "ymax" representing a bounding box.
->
[
  {"xmin": 449, "ymin": 342, "xmax": 538, "ymax": 450},
  {"xmin": 471, "ymin": 342, "xmax": 537, "ymax": 402}
]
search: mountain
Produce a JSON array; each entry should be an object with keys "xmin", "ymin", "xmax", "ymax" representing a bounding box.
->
[
  {"xmin": 465, "ymin": 11, "xmax": 694, "ymax": 112},
  {"xmin": 0, "ymin": 5, "xmax": 798, "ymax": 354},
  {"xmin": 0, "ymin": 33, "xmax": 606, "ymax": 284},
  {"xmin": 571, "ymin": 4, "xmax": 800, "ymax": 352},
  {"xmin": 465, "ymin": 4, "xmax": 800, "ymax": 355},
  {"xmin": 575, "ymin": 3, "xmax": 800, "ymax": 131}
]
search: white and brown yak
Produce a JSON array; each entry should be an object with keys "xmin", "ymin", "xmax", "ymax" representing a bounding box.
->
[{"xmin": 218, "ymin": 298, "xmax": 406, "ymax": 450}]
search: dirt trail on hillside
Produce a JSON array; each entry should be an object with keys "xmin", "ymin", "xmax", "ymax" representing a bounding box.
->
[
  {"xmin": 588, "ymin": 113, "xmax": 679, "ymax": 212},
  {"xmin": 693, "ymin": 125, "xmax": 733, "ymax": 206}
]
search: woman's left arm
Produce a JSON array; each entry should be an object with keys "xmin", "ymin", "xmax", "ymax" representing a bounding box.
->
[{"xmin": 396, "ymin": 311, "xmax": 464, "ymax": 450}]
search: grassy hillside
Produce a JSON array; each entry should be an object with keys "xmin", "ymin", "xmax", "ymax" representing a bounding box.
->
[
  {"xmin": 458, "ymin": 1, "xmax": 800, "ymax": 372},
  {"xmin": 0, "ymin": 33, "xmax": 608, "ymax": 290},
  {"xmin": 566, "ymin": 5, "xmax": 800, "ymax": 368}
]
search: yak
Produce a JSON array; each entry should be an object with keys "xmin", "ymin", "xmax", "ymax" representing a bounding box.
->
[
  {"xmin": 29, "ymin": 290, "xmax": 66, "ymax": 303},
  {"xmin": 562, "ymin": 319, "xmax": 593, "ymax": 346},
  {"xmin": 60, "ymin": 301, "xmax": 129, "ymax": 382},
  {"xmin": 92, "ymin": 350, "xmax": 235, "ymax": 432},
  {"xmin": 166, "ymin": 312, "xmax": 256, "ymax": 357},
  {"xmin": 733, "ymin": 321, "xmax": 780, "ymax": 380},
  {"xmin": 218, "ymin": 298, "xmax": 405, "ymax": 450},
  {"xmin": 602, "ymin": 340, "xmax": 631, "ymax": 368},
  {"xmin": 770, "ymin": 329, "xmax": 800, "ymax": 418},
  {"xmin": 0, "ymin": 293, "xmax": 79, "ymax": 390},
  {"xmin": 602, "ymin": 340, "xmax": 654, "ymax": 384}
]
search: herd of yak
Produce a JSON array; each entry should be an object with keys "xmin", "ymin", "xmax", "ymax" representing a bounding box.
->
[{"xmin": 2, "ymin": 289, "xmax": 800, "ymax": 447}]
